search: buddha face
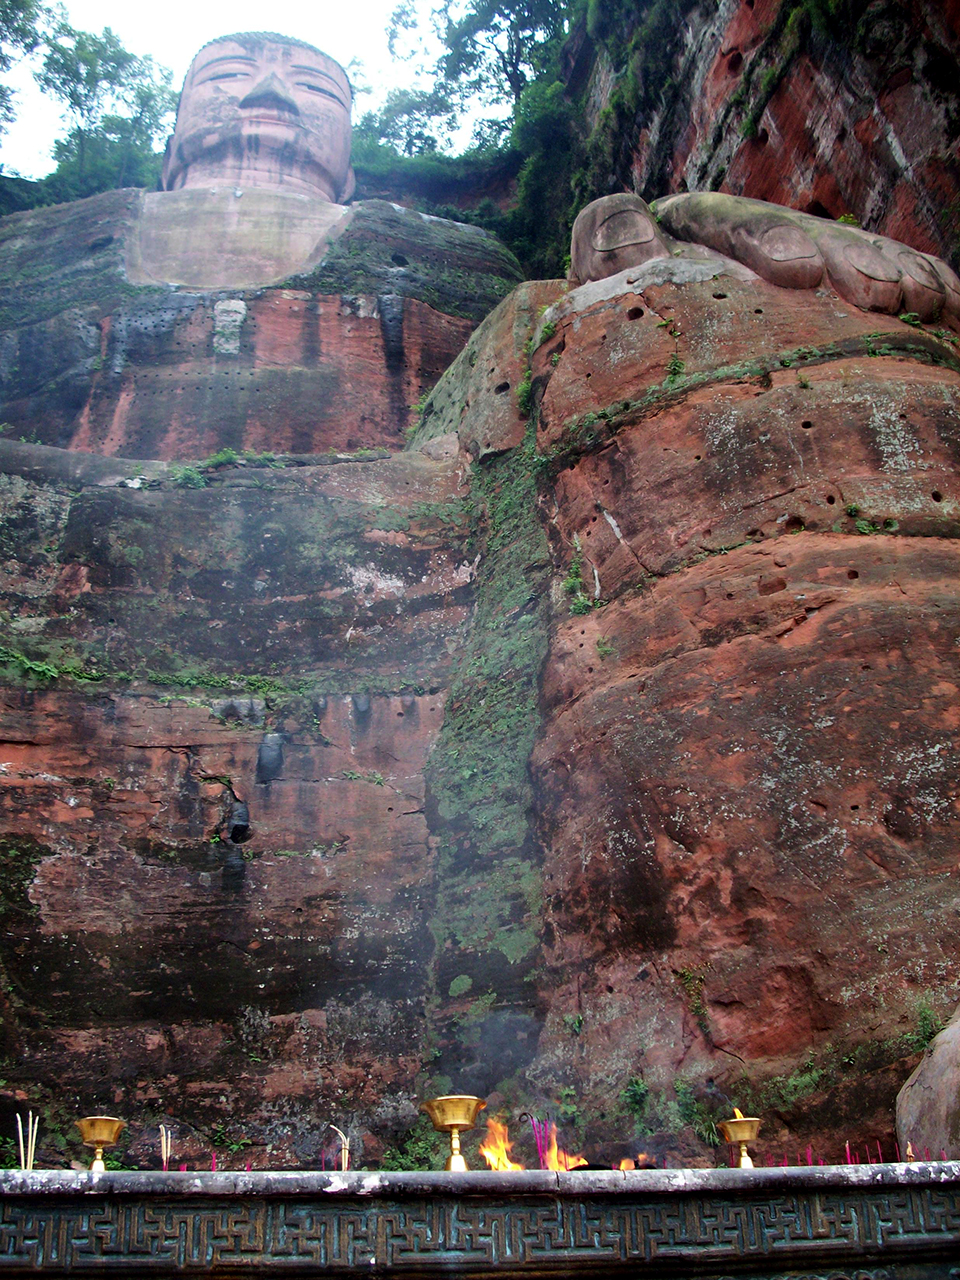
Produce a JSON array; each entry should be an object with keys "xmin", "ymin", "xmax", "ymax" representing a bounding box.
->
[{"xmin": 163, "ymin": 33, "xmax": 355, "ymax": 201}]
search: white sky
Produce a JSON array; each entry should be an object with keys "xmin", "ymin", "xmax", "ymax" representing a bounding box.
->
[{"xmin": 0, "ymin": 0, "xmax": 442, "ymax": 179}]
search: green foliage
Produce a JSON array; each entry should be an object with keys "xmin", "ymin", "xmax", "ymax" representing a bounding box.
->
[
  {"xmin": 674, "ymin": 1080, "xmax": 720, "ymax": 1146},
  {"xmin": 434, "ymin": 0, "xmax": 568, "ymax": 106},
  {"xmin": 555, "ymin": 1085, "xmax": 581, "ymax": 1127},
  {"xmin": 35, "ymin": 24, "xmax": 174, "ymax": 200},
  {"xmin": 354, "ymin": 85, "xmax": 457, "ymax": 155},
  {"xmin": 666, "ymin": 353, "xmax": 685, "ymax": 378},
  {"xmin": 621, "ymin": 1075, "xmax": 649, "ymax": 1118},
  {"xmin": 516, "ymin": 368, "xmax": 534, "ymax": 417},
  {"xmin": 170, "ymin": 466, "xmax": 207, "ymax": 490},
  {"xmin": 200, "ymin": 448, "xmax": 238, "ymax": 470},
  {"xmin": 379, "ymin": 1117, "xmax": 444, "ymax": 1170},
  {"xmin": 0, "ymin": 0, "xmax": 52, "ymax": 134},
  {"xmin": 676, "ymin": 966, "xmax": 709, "ymax": 1033},
  {"xmin": 596, "ymin": 636, "xmax": 616, "ymax": 658},
  {"xmin": 341, "ymin": 769, "xmax": 385, "ymax": 785},
  {"xmin": 906, "ymin": 1001, "xmax": 945, "ymax": 1052},
  {"xmin": 448, "ymin": 974, "xmax": 473, "ymax": 998},
  {"xmin": 0, "ymin": 835, "xmax": 49, "ymax": 919},
  {"xmin": 425, "ymin": 426, "xmax": 550, "ymax": 973}
]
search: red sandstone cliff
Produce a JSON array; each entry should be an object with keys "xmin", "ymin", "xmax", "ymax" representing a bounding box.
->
[{"xmin": 569, "ymin": 0, "xmax": 960, "ymax": 266}]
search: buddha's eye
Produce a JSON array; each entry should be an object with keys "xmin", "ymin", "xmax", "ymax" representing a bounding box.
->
[
  {"xmin": 296, "ymin": 82, "xmax": 345, "ymax": 105},
  {"xmin": 206, "ymin": 72, "xmax": 249, "ymax": 82}
]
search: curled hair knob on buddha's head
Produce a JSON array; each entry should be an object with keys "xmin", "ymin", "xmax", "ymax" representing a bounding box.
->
[{"xmin": 162, "ymin": 31, "xmax": 355, "ymax": 202}]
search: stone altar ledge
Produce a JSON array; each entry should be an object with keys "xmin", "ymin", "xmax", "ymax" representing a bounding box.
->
[{"xmin": 0, "ymin": 1163, "xmax": 957, "ymax": 1275}]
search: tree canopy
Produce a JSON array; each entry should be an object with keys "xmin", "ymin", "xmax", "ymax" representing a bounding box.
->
[
  {"xmin": 27, "ymin": 23, "xmax": 175, "ymax": 201},
  {"xmin": 435, "ymin": 0, "xmax": 568, "ymax": 106},
  {"xmin": 0, "ymin": 0, "xmax": 52, "ymax": 132}
]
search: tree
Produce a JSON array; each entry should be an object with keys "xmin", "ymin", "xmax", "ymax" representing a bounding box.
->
[
  {"xmin": 435, "ymin": 0, "xmax": 568, "ymax": 106},
  {"xmin": 354, "ymin": 86, "xmax": 457, "ymax": 156},
  {"xmin": 35, "ymin": 25, "xmax": 173, "ymax": 188},
  {"xmin": 0, "ymin": 0, "xmax": 53, "ymax": 133}
]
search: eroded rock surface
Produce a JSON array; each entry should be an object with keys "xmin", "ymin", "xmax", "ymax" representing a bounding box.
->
[
  {"xmin": 0, "ymin": 196, "xmax": 956, "ymax": 1170},
  {"xmin": 0, "ymin": 193, "xmax": 521, "ymax": 456}
]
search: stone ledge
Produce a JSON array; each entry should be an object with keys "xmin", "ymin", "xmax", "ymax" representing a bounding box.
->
[{"xmin": 0, "ymin": 1164, "xmax": 956, "ymax": 1275}]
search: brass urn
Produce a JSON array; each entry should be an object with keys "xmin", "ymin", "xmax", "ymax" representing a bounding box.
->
[
  {"xmin": 420, "ymin": 1095, "xmax": 486, "ymax": 1172},
  {"xmin": 717, "ymin": 1113, "xmax": 762, "ymax": 1168},
  {"xmin": 76, "ymin": 1116, "xmax": 125, "ymax": 1172}
]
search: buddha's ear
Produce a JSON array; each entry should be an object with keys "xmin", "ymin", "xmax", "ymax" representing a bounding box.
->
[{"xmin": 339, "ymin": 166, "xmax": 356, "ymax": 204}]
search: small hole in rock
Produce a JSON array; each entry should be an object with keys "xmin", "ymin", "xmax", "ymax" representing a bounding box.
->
[
  {"xmin": 754, "ymin": 308, "xmax": 763, "ymax": 314},
  {"xmin": 826, "ymin": 495, "xmax": 835, "ymax": 504},
  {"xmin": 932, "ymin": 490, "xmax": 943, "ymax": 502},
  {"xmin": 391, "ymin": 253, "xmax": 408, "ymax": 267},
  {"xmin": 626, "ymin": 306, "xmax": 644, "ymax": 320},
  {"xmin": 801, "ymin": 420, "xmax": 813, "ymax": 429},
  {"xmin": 712, "ymin": 291, "xmax": 727, "ymax": 299},
  {"xmin": 494, "ymin": 381, "xmax": 510, "ymax": 394}
]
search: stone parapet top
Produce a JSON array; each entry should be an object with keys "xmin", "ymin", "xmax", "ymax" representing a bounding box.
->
[{"xmin": 1, "ymin": 1161, "xmax": 957, "ymax": 1199}]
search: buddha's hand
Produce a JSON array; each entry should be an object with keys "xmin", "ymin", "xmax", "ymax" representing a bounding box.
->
[{"xmin": 652, "ymin": 191, "xmax": 960, "ymax": 330}]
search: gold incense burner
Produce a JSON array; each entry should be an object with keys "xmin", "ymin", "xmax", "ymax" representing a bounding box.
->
[
  {"xmin": 76, "ymin": 1116, "xmax": 125, "ymax": 1172},
  {"xmin": 420, "ymin": 1095, "xmax": 486, "ymax": 1172},
  {"xmin": 718, "ymin": 1113, "xmax": 762, "ymax": 1168}
]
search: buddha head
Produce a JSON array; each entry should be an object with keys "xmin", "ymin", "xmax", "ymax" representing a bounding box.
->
[{"xmin": 162, "ymin": 32, "xmax": 355, "ymax": 202}]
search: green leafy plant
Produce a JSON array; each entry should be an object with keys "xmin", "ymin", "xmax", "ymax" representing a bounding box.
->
[
  {"xmin": 666, "ymin": 353, "xmax": 685, "ymax": 378},
  {"xmin": 621, "ymin": 1076, "xmax": 649, "ymax": 1118},
  {"xmin": 676, "ymin": 966, "xmax": 709, "ymax": 1034},
  {"xmin": 516, "ymin": 368, "xmax": 534, "ymax": 417},
  {"xmin": 596, "ymin": 636, "xmax": 616, "ymax": 658},
  {"xmin": 674, "ymin": 1079, "xmax": 720, "ymax": 1146},
  {"xmin": 200, "ymin": 447, "xmax": 238, "ymax": 469},
  {"xmin": 563, "ymin": 1012, "xmax": 583, "ymax": 1035},
  {"xmin": 906, "ymin": 1001, "xmax": 945, "ymax": 1052},
  {"xmin": 379, "ymin": 1117, "xmax": 444, "ymax": 1171},
  {"xmin": 170, "ymin": 465, "xmax": 206, "ymax": 489}
]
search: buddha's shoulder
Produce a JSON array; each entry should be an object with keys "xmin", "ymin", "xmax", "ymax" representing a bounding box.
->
[
  {"xmin": 285, "ymin": 197, "xmax": 524, "ymax": 323},
  {"xmin": 0, "ymin": 188, "xmax": 523, "ymax": 327}
]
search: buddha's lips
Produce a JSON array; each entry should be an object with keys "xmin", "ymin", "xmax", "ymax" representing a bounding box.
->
[{"xmin": 240, "ymin": 110, "xmax": 300, "ymax": 127}]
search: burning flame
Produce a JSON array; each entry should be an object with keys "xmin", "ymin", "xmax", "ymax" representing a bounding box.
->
[
  {"xmin": 479, "ymin": 1119, "xmax": 586, "ymax": 1171},
  {"xmin": 479, "ymin": 1119, "xmax": 524, "ymax": 1170},
  {"xmin": 542, "ymin": 1122, "xmax": 587, "ymax": 1170}
]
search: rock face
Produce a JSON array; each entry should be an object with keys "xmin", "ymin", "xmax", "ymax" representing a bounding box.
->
[
  {"xmin": 571, "ymin": 0, "xmax": 960, "ymax": 266},
  {"xmin": 415, "ymin": 256, "xmax": 960, "ymax": 1163},
  {"xmin": 897, "ymin": 1005, "xmax": 960, "ymax": 1158},
  {"xmin": 0, "ymin": 192, "xmax": 521, "ymax": 457},
  {"xmin": 0, "ymin": 181, "xmax": 957, "ymax": 1168}
]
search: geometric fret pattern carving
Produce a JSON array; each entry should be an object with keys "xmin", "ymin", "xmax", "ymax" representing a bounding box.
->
[{"xmin": 0, "ymin": 1184, "xmax": 958, "ymax": 1274}]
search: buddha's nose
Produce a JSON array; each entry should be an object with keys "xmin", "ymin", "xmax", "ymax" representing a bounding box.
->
[{"xmin": 239, "ymin": 72, "xmax": 299, "ymax": 116}]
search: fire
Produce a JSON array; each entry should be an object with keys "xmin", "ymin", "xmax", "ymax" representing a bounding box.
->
[
  {"xmin": 479, "ymin": 1119, "xmax": 524, "ymax": 1171},
  {"xmin": 478, "ymin": 1119, "xmax": 587, "ymax": 1171},
  {"xmin": 542, "ymin": 1122, "xmax": 587, "ymax": 1171}
]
